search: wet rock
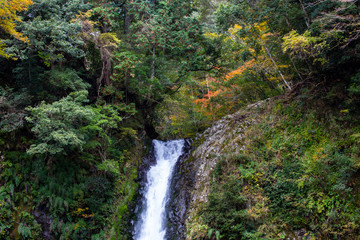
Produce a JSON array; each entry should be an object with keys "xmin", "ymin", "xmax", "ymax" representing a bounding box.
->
[
  {"xmin": 33, "ymin": 203, "xmax": 52, "ymax": 240},
  {"xmin": 166, "ymin": 139, "xmax": 193, "ymax": 240},
  {"xmin": 133, "ymin": 142, "xmax": 157, "ymax": 235},
  {"xmin": 137, "ymin": 143, "xmax": 157, "ymax": 184}
]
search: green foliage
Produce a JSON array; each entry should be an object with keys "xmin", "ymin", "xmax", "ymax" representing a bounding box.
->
[
  {"xmin": 87, "ymin": 101, "xmax": 136, "ymax": 166},
  {"xmin": 112, "ymin": 49, "xmax": 140, "ymax": 90},
  {"xmin": 109, "ymin": 162, "xmax": 139, "ymax": 240},
  {"xmin": 45, "ymin": 66, "xmax": 90, "ymax": 94},
  {"xmin": 26, "ymin": 91, "xmax": 94, "ymax": 156},
  {"xmin": 1, "ymin": 0, "xmax": 359, "ymax": 239},
  {"xmin": 282, "ymin": 30, "xmax": 328, "ymax": 64},
  {"xmin": 32, "ymin": 156, "xmax": 115, "ymax": 239},
  {"xmin": 96, "ymin": 159, "xmax": 121, "ymax": 176},
  {"xmin": 201, "ymin": 99, "xmax": 360, "ymax": 239},
  {"xmin": 203, "ymin": 175, "xmax": 249, "ymax": 240},
  {"xmin": 0, "ymin": 183, "xmax": 14, "ymax": 237},
  {"xmin": 0, "ymin": 152, "xmax": 42, "ymax": 239},
  {"xmin": 117, "ymin": 0, "xmax": 205, "ymax": 106},
  {"xmin": 0, "ymin": 0, "xmax": 142, "ymax": 239},
  {"xmin": 154, "ymin": 87, "xmax": 209, "ymax": 139},
  {"xmin": 348, "ymin": 73, "xmax": 360, "ymax": 96},
  {"xmin": 17, "ymin": 211, "xmax": 41, "ymax": 239},
  {"xmin": 212, "ymin": 0, "xmax": 360, "ymax": 100},
  {"xmin": 5, "ymin": 0, "xmax": 90, "ymax": 65},
  {"xmin": 17, "ymin": 223, "xmax": 33, "ymax": 239},
  {"xmin": 20, "ymin": 87, "xmax": 135, "ymax": 237},
  {"xmin": 0, "ymin": 87, "xmax": 31, "ymax": 132},
  {"xmin": 85, "ymin": 175, "xmax": 113, "ymax": 210}
]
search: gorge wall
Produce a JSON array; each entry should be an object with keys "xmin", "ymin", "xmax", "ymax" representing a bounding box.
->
[
  {"xmin": 183, "ymin": 101, "xmax": 266, "ymax": 239},
  {"xmin": 134, "ymin": 96, "xmax": 360, "ymax": 240},
  {"xmin": 165, "ymin": 100, "xmax": 267, "ymax": 239}
]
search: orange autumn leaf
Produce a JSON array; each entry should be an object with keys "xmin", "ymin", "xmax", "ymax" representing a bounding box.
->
[
  {"xmin": 0, "ymin": 0, "xmax": 33, "ymax": 41},
  {"xmin": 0, "ymin": 0, "xmax": 33, "ymax": 58},
  {"xmin": 225, "ymin": 59, "xmax": 256, "ymax": 81},
  {"xmin": 203, "ymin": 89, "xmax": 221, "ymax": 99}
]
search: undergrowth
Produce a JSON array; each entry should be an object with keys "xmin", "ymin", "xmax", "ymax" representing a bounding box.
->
[{"xmin": 203, "ymin": 98, "xmax": 360, "ymax": 239}]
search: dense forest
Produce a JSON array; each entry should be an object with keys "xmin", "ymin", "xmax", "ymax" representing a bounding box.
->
[{"xmin": 0, "ymin": 0, "xmax": 359, "ymax": 239}]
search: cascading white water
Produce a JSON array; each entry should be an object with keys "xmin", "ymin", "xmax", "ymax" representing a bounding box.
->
[{"xmin": 135, "ymin": 139, "xmax": 185, "ymax": 240}]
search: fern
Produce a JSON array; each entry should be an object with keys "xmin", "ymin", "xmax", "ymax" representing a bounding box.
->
[{"xmin": 18, "ymin": 223, "xmax": 32, "ymax": 238}]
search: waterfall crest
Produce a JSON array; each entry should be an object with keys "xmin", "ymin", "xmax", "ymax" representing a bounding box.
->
[{"xmin": 134, "ymin": 139, "xmax": 185, "ymax": 240}]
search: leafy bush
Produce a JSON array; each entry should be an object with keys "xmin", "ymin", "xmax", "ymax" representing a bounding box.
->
[
  {"xmin": 203, "ymin": 177, "xmax": 249, "ymax": 240},
  {"xmin": 202, "ymin": 100, "xmax": 360, "ymax": 239},
  {"xmin": 26, "ymin": 91, "xmax": 94, "ymax": 156}
]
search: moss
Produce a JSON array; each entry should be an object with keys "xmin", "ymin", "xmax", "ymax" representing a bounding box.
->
[
  {"xmin": 108, "ymin": 167, "xmax": 138, "ymax": 240},
  {"xmin": 185, "ymin": 201, "xmax": 209, "ymax": 240},
  {"xmin": 106, "ymin": 135, "xmax": 145, "ymax": 240},
  {"xmin": 187, "ymin": 97, "xmax": 360, "ymax": 239},
  {"xmin": 191, "ymin": 134, "xmax": 206, "ymax": 150}
]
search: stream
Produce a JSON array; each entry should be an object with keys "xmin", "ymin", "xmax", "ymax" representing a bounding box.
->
[{"xmin": 134, "ymin": 139, "xmax": 185, "ymax": 240}]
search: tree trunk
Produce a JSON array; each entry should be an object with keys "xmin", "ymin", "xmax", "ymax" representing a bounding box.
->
[
  {"xmin": 124, "ymin": 5, "xmax": 131, "ymax": 35},
  {"xmin": 151, "ymin": 44, "xmax": 155, "ymax": 80},
  {"xmin": 256, "ymin": 33, "xmax": 292, "ymax": 90},
  {"xmin": 97, "ymin": 46, "xmax": 112, "ymax": 96},
  {"xmin": 299, "ymin": 0, "xmax": 311, "ymax": 28}
]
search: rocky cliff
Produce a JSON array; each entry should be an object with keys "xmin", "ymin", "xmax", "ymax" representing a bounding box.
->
[
  {"xmin": 181, "ymin": 100, "xmax": 267, "ymax": 239},
  {"xmin": 179, "ymin": 95, "xmax": 360, "ymax": 239}
]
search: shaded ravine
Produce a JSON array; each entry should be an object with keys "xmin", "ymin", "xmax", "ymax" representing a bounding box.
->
[{"xmin": 134, "ymin": 139, "xmax": 190, "ymax": 240}]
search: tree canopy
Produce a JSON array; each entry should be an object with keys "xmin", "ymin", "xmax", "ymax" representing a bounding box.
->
[
  {"xmin": 0, "ymin": 0, "xmax": 359, "ymax": 239},
  {"xmin": 0, "ymin": 0, "xmax": 33, "ymax": 57}
]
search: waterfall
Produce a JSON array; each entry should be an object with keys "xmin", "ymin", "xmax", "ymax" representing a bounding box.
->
[{"xmin": 134, "ymin": 139, "xmax": 185, "ymax": 240}]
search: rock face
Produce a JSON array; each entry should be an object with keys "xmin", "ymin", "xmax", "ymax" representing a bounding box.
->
[
  {"xmin": 183, "ymin": 101, "xmax": 266, "ymax": 239},
  {"xmin": 136, "ymin": 143, "xmax": 157, "ymax": 187},
  {"xmin": 166, "ymin": 139, "xmax": 193, "ymax": 240},
  {"xmin": 133, "ymin": 143, "xmax": 157, "ymax": 234},
  {"xmin": 33, "ymin": 203, "xmax": 52, "ymax": 240},
  {"xmin": 134, "ymin": 101, "xmax": 266, "ymax": 240}
]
